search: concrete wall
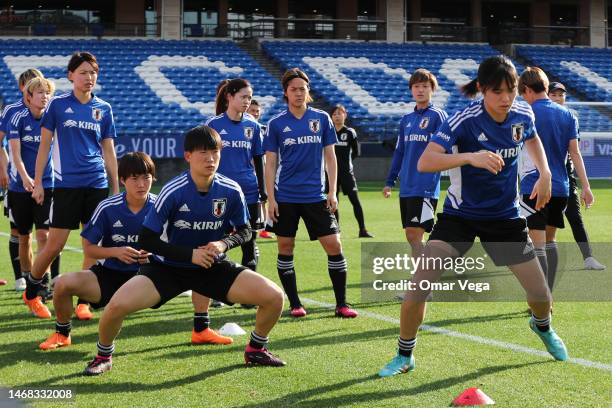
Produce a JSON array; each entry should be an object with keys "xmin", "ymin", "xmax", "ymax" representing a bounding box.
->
[
  {"xmin": 161, "ymin": 0, "xmax": 182, "ymax": 39},
  {"xmin": 386, "ymin": 0, "xmax": 405, "ymax": 42}
]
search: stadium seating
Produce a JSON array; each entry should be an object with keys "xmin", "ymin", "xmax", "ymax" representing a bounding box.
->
[
  {"xmin": 0, "ymin": 38, "xmax": 285, "ymax": 135},
  {"xmin": 516, "ymin": 45, "xmax": 611, "ymax": 132}
]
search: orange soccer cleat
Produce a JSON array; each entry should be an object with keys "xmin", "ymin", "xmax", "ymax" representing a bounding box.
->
[
  {"xmin": 39, "ymin": 332, "xmax": 72, "ymax": 350},
  {"xmin": 23, "ymin": 292, "xmax": 51, "ymax": 319},
  {"xmin": 75, "ymin": 303, "xmax": 93, "ymax": 320},
  {"xmin": 191, "ymin": 328, "xmax": 234, "ymax": 345}
]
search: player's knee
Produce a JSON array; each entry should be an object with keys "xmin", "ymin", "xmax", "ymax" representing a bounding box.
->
[
  {"xmin": 104, "ymin": 298, "xmax": 131, "ymax": 318},
  {"xmin": 18, "ymin": 234, "xmax": 31, "ymax": 245},
  {"xmin": 262, "ymin": 283, "xmax": 284, "ymax": 310},
  {"xmin": 277, "ymin": 240, "xmax": 294, "ymax": 255},
  {"xmin": 405, "ymin": 228, "xmax": 423, "ymax": 244},
  {"xmin": 53, "ymin": 276, "xmax": 70, "ymax": 296}
]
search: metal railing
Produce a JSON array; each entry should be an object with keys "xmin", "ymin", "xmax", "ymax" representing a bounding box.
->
[{"xmin": 0, "ymin": 22, "xmax": 160, "ymax": 37}]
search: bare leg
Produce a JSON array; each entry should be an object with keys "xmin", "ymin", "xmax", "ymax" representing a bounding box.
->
[
  {"xmin": 53, "ymin": 271, "xmax": 102, "ymax": 323},
  {"xmin": 31, "ymin": 228, "xmax": 70, "ymax": 279}
]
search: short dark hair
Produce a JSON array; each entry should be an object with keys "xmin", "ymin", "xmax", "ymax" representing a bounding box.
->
[
  {"xmin": 184, "ymin": 125, "xmax": 222, "ymax": 152},
  {"xmin": 330, "ymin": 104, "xmax": 347, "ymax": 116},
  {"xmin": 281, "ymin": 68, "xmax": 313, "ymax": 103},
  {"xmin": 68, "ymin": 51, "xmax": 99, "ymax": 73},
  {"xmin": 462, "ymin": 55, "xmax": 518, "ymax": 98},
  {"xmin": 518, "ymin": 66, "xmax": 549, "ymax": 95},
  {"xmin": 118, "ymin": 152, "xmax": 156, "ymax": 180},
  {"xmin": 409, "ymin": 68, "xmax": 438, "ymax": 91},
  {"xmin": 250, "ymin": 99, "xmax": 260, "ymax": 106}
]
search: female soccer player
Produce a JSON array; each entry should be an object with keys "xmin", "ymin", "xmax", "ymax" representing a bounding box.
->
[
  {"xmin": 519, "ymin": 68, "xmax": 595, "ymax": 291},
  {"xmin": 24, "ymin": 52, "xmax": 119, "ymax": 320},
  {"xmin": 264, "ymin": 68, "xmax": 357, "ymax": 318},
  {"xmin": 379, "ymin": 56, "xmax": 567, "ymax": 377},
  {"xmin": 329, "ymin": 104, "xmax": 372, "ymax": 238},
  {"xmin": 383, "ymin": 69, "xmax": 447, "ymax": 254},
  {"xmin": 0, "ymin": 68, "xmax": 46, "ymax": 292},
  {"xmin": 83, "ymin": 126, "xmax": 285, "ymax": 375},
  {"xmin": 247, "ymin": 99, "xmax": 274, "ymax": 240},
  {"xmin": 6, "ymin": 77, "xmax": 55, "ymax": 309},
  {"xmin": 547, "ymin": 82, "xmax": 604, "ymax": 270},
  {"xmin": 38, "ymin": 152, "xmax": 155, "ymax": 350}
]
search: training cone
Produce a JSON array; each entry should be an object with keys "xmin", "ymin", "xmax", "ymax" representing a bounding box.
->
[
  {"xmin": 218, "ymin": 322, "xmax": 247, "ymax": 336},
  {"xmin": 452, "ymin": 388, "xmax": 495, "ymax": 406}
]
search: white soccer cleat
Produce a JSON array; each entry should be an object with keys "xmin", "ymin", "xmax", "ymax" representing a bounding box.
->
[{"xmin": 584, "ymin": 257, "xmax": 606, "ymax": 270}]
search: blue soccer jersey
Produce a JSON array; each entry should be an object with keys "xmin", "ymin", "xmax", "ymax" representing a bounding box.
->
[
  {"xmin": 40, "ymin": 91, "xmax": 116, "ymax": 189},
  {"xmin": 205, "ymin": 112, "xmax": 263, "ymax": 205},
  {"xmin": 430, "ymin": 99, "xmax": 536, "ymax": 220},
  {"xmin": 386, "ymin": 104, "xmax": 448, "ymax": 198},
  {"xmin": 520, "ymin": 99, "xmax": 578, "ymax": 197},
  {"xmin": 142, "ymin": 171, "xmax": 250, "ymax": 268},
  {"xmin": 6, "ymin": 108, "xmax": 53, "ymax": 192},
  {"xmin": 263, "ymin": 107, "xmax": 337, "ymax": 203},
  {"xmin": 81, "ymin": 192, "xmax": 157, "ymax": 272}
]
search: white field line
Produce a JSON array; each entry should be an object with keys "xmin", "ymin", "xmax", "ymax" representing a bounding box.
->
[{"xmin": 1, "ymin": 231, "xmax": 609, "ymax": 372}]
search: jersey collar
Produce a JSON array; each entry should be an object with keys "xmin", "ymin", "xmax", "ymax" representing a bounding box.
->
[{"xmin": 414, "ymin": 103, "xmax": 433, "ymax": 114}]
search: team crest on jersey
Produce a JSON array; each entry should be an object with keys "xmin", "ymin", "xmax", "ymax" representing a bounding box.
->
[
  {"xmin": 511, "ymin": 123, "xmax": 524, "ymax": 143},
  {"xmin": 212, "ymin": 198, "xmax": 227, "ymax": 218},
  {"xmin": 308, "ymin": 119, "xmax": 320, "ymax": 133},
  {"xmin": 244, "ymin": 127, "xmax": 254, "ymax": 140},
  {"xmin": 92, "ymin": 108, "xmax": 103, "ymax": 121},
  {"xmin": 419, "ymin": 117, "xmax": 430, "ymax": 129}
]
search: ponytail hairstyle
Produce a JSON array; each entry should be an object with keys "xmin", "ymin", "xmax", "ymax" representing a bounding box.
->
[
  {"xmin": 461, "ymin": 55, "xmax": 518, "ymax": 98},
  {"xmin": 214, "ymin": 78, "xmax": 251, "ymax": 115}
]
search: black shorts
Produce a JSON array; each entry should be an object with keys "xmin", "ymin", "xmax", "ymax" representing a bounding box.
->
[
  {"xmin": 8, "ymin": 190, "xmax": 52, "ymax": 234},
  {"xmin": 265, "ymin": 200, "xmax": 339, "ymax": 241},
  {"xmin": 428, "ymin": 213, "xmax": 535, "ymax": 266},
  {"xmin": 138, "ymin": 260, "xmax": 247, "ymax": 309},
  {"xmin": 400, "ymin": 197, "xmax": 438, "ymax": 232},
  {"xmin": 89, "ymin": 264, "xmax": 137, "ymax": 310},
  {"xmin": 337, "ymin": 171, "xmax": 358, "ymax": 195},
  {"xmin": 50, "ymin": 187, "xmax": 108, "ymax": 230},
  {"xmin": 520, "ymin": 195, "xmax": 568, "ymax": 230}
]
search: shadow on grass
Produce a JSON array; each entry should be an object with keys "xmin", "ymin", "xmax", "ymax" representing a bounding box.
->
[{"xmin": 236, "ymin": 361, "xmax": 548, "ymax": 408}]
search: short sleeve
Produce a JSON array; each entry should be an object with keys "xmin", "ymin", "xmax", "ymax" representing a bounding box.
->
[
  {"xmin": 81, "ymin": 214, "xmax": 105, "ymax": 244},
  {"xmin": 322, "ymin": 114, "xmax": 337, "ymax": 147},
  {"xmin": 252, "ymin": 122, "xmax": 264, "ymax": 156},
  {"xmin": 143, "ymin": 187, "xmax": 175, "ymax": 233},
  {"xmin": 262, "ymin": 120, "xmax": 278, "ymax": 153},
  {"xmin": 40, "ymin": 99, "xmax": 58, "ymax": 133},
  {"xmin": 523, "ymin": 112, "xmax": 536, "ymax": 141},
  {"xmin": 6, "ymin": 112, "xmax": 22, "ymax": 140},
  {"xmin": 229, "ymin": 188, "xmax": 250, "ymax": 227},
  {"xmin": 568, "ymin": 112, "xmax": 579, "ymax": 141},
  {"xmin": 102, "ymin": 107, "xmax": 117, "ymax": 139},
  {"xmin": 429, "ymin": 118, "xmax": 459, "ymax": 152}
]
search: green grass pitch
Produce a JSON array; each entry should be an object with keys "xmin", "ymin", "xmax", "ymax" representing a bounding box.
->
[{"xmin": 1, "ymin": 180, "xmax": 611, "ymax": 407}]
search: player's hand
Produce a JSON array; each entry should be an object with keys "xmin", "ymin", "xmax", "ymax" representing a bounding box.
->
[
  {"xmin": 0, "ymin": 168, "xmax": 8, "ymax": 189},
  {"xmin": 267, "ymin": 198, "xmax": 279, "ymax": 223},
  {"xmin": 383, "ymin": 186, "xmax": 392, "ymax": 198},
  {"xmin": 22, "ymin": 175, "xmax": 35, "ymax": 193},
  {"xmin": 327, "ymin": 193, "xmax": 338, "ymax": 213},
  {"xmin": 200, "ymin": 241, "xmax": 227, "ymax": 257},
  {"xmin": 114, "ymin": 246, "xmax": 142, "ymax": 264},
  {"xmin": 31, "ymin": 183, "xmax": 44, "ymax": 205},
  {"xmin": 137, "ymin": 250, "xmax": 152, "ymax": 264},
  {"xmin": 530, "ymin": 175, "xmax": 551, "ymax": 211},
  {"xmin": 469, "ymin": 150, "xmax": 504, "ymax": 174},
  {"xmin": 192, "ymin": 247, "xmax": 215, "ymax": 268},
  {"xmin": 581, "ymin": 187, "xmax": 594, "ymax": 209}
]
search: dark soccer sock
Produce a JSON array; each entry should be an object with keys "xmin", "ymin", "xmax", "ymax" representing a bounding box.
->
[
  {"xmin": 249, "ymin": 331, "xmax": 269, "ymax": 350},
  {"xmin": 328, "ymin": 254, "xmax": 348, "ymax": 306},
  {"xmin": 56, "ymin": 321, "xmax": 72, "ymax": 337},
  {"xmin": 193, "ymin": 312, "xmax": 210, "ymax": 332},
  {"xmin": 277, "ymin": 254, "xmax": 301, "ymax": 308},
  {"xmin": 532, "ymin": 313, "xmax": 551, "ymax": 332},
  {"xmin": 241, "ymin": 232, "xmax": 258, "ymax": 271},
  {"xmin": 534, "ymin": 247, "xmax": 548, "ymax": 281},
  {"xmin": 50, "ymin": 254, "xmax": 61, "ymax": 280},
  {"xmin": 77, "ymin": 298, "xmax": 88, "ymax": 305},
  {"xmin": 25, "ymin": 273, "xmax": 44, "ymax": 300},
  {"xmin": 348, "ymin": 191, "xmax": 366, "ymax": 231},
  {"xmin": 96, "ymin": 341, "xmax": 114, "ymax": 358},
  {"xmin": 41, "ymin": 272, "xmax": 50, "ymax": 287},
  {"xmin": 545, "ymin": 242, "xmax": 558, "ymax": 291},
  {"xmin": 9, "ymin": 234, "xmax": 21, "ymax": 280},
  {"xmin": 398, "ymin": 337, "xmax": 417, "ymax": 358}
]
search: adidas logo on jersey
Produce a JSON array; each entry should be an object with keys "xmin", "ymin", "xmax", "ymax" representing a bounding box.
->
[
  {"xmin": 478, "ymin": 133, "xmax": 488, "ymax": 142},
  {"xmin": 219, "ymin": 129, "xmax": 228, "ymax": 135},
  {"xmin": 113, "ymin": 220, "xmax": 123, "ymax": 228},
  {"xmin": 283, "ymin": 126, "xmax": 292, "ymax": 133},
  {"xmin": 411, "ymin": 216, "xmax": 419, "ymax": 223},
  {"xmin": 25, "ymin": 125, "xmax": 32, "ymax": 131},
  {"xmin": 64, "ymin": 107, "xmax": 74, "ymax": 114},
  {"xmin": 179, "ymin": 204, "xmax": 190, "ymax": 212}
]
